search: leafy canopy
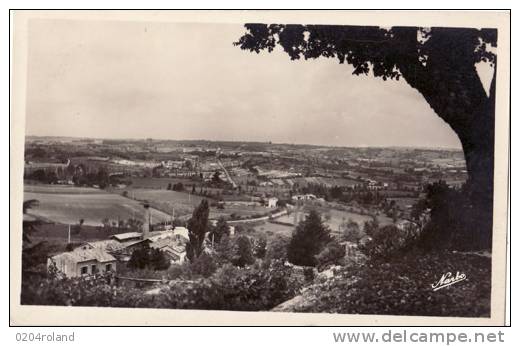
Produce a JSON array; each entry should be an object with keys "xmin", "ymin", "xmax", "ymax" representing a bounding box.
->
[{"xmin": 287, "ymin": 209, "xmax": 331, "ymax": 267}]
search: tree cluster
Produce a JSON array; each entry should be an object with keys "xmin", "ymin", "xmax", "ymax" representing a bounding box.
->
[
  {"xmin": 127, "ymin": 244, "xmax": 171, "ymax": 271},
  {"xmin": 167, "ymin": 182, "xmax": 185, "ymax": 191}
]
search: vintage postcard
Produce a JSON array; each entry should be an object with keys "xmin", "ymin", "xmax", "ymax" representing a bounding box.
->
[{"xmin": 9, "ymin": 10, "xmax": 510, "ymax": 326}]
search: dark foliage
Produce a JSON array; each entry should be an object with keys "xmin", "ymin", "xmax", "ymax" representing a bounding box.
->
[
  {"xmin": 360, "ymin": 224, "xmax": 417, "ymax": 260},
  {"xmin": 208, "ymin": 217, "xmax": 230, "ymax": 244},
  {"xmin": 190, "ymin": 252, "xmax": 218, "ymax": 278},
  {"xmin": 265, "ymin": 234, "xmax": 290, "ymax": 263},
  {"xmin": 25, "ymin": 169, "xmax": 59, "ymax": 184},
  {"xmin": 127, "ymin": 244, "xmax": 171, "ymax": 271},
  {"xmin": 342, "ymin": 218, "xmax": 362, "ymax": 243},
  {"xmin": 186, "ymin": 199, "xmax": 210, "ymax": 261},
  {"xmin": 231, "ymin": 235, "xmax": 255, "ymax": 267},
  {"xmin": 316, "ymin": 240, "xmax": 346, "ymax": 268},
  {"xmin": 417, "ymin": 181, "xmax": 487, "ymax": 250},
  {"xmin": 22, "ymin": 241, "xmax": 50, "ymax": 271},
  {"xmin": 169, "ymin": 182, "xmax": 184, "ymax": 191},
  {"xmin": 287, "ymin": 210, "xmax": 331, "ymax": 266},
  {"xmin": 363, "ymin": 219, "xmax": 380, "ymax": 238},
  {"xmin": 22, "ymin": 199, "xmax": 41, "ymax": 243},
  {"xmin": 21, "ymin": 260, "xmax": 302, "ymax": 312},
  {"xmin": 253, "ymin": 235, "xmax": 267, "ymax": 259}
]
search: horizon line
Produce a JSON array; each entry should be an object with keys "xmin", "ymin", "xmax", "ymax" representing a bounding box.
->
[{"xmin": 25, "ymin": 134, "xmax": 464, "ymax": 151}]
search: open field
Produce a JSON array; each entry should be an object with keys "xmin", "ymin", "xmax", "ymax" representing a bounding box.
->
[
  {"xmin": 24, "ymin": 184, "xmax": 171, "ymax": 226},
  {"xmin": 253, "ymin": 221, "xmax": 294, "ymax": 238},
  {"xmin": 386, "ymin": 197, "xmax": 420, "ymax": 209},
  {"xmin": 24, "ymin": 184, "xmax": 105, "ymax": 195},
  {"xmin": 375, "ymin": 214, "xmax": 395, "ymax": 226},
  {"xmin": 30, "ymin": 224, "xmax": 123, "ymax": 243},
  {"xmin": 325, "ymin": 209, "xmax": 374, "ymax": 232},
  {"xmin": 124, "ymin": 188, "xmax": 270, "ymax": 220},
  {"xmin": 128, "ymin": 177, "xmax": 196, "ymax": 189},
  {"xmin": 121, "ymin": 188, "xmax": 205, "ymax": 219},
  {"xmin": 379, "ymin": 190, "xmax": 420, "ymax": 197},
  {"xmin": 275, "ymin": 208, "xmax": 373, "ymax": 234},
  {"xmin": 290, "ymin": 176, "xmax": 361, "ymax": 188},
  {"xmin": 213, "ymin": 202, "xmax": 272, "ymax": 220}
]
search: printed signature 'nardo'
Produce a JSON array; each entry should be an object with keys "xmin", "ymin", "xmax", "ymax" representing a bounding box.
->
[{"xmin": 431, "ymin": 271, "xmax": 467, "ymax": 291}]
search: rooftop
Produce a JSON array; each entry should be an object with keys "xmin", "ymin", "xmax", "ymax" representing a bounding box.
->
[
  {"xmin": 82, "ymin": 240, "xmax": 126, "ymax": 253},
  {"xmin": 51, "ymin": 248, "xmax": 116, "ymax": 263},
  {"xmin": 110, "ymin": 232, "xmax": 143, "ymax": 241}
]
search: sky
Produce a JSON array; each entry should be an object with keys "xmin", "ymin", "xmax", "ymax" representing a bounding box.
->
[{"xmin": 25, "ymin": 19, "xmax": 463, "ymax": 149}]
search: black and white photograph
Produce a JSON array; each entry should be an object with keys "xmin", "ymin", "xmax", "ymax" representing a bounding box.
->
[{"xmin": 9, "ymin": 10, "xmax": 510, "ymax": 326}]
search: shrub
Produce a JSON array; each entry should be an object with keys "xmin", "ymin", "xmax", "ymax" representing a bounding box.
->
[
  {"xmin": 341, "ymin": 218, "xmax": 362, "ymax": 243},
  {"xmin": 316, "ymin": 241, "xmax": 346, "ymax": 268},
  {"xmin": 360, "ymin": 224, "xmax": 417, "ymax": 260},
  {"xmin": 303, "ymin": 267, "xmax": 315, "ymax": 283},
  {"xmin": 363, "ymin": 219, "xmax": 379, "ymax": 237},
  {"xmin": 231, "ymin": 235, "xmax": 255, "ymax": 267},
  {"xmin": 253, "ymin": 235, "xmax": 267, "ymax": 259},
  {"xmin": 265, "ymin": 234, "xmax": 290, "ymax": 262},
  {"xmin": 208, "ymin": 217, "xmax": 230, "ymax": 244},
  {"xmin": 190, "ymin": 252, "xmax": 218, "ymax": 278}
]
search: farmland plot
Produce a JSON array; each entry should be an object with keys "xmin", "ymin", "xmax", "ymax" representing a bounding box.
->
[
  {"xmin": 121, "ymin": 188, "xmax": 203, "ymax": 219},
  {"xmin": 275, "ymin": 208, "xmax": 373, "ymax": 234},
  {"xmin": 128, "ymin": 177, "xmax": 196, "ymax": 189},
  {"xmin": 126, "ymin": 188, "xmax": 270, "ymax": 220},
  {"xmin": 24, "ymin": 185, "xmax": 171, "ymax": 226}
]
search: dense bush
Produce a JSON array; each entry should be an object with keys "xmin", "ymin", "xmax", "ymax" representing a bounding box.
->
[
  {"xmin": 360, "ymin": 224, "xmax": 417, "ymax": 260},
  {"xmin": 415, "ymin": 181, "xmax": 490, "ymax": 250},
  {"xmin": 341, "ymin": 219, "xmax": 362, "ymax": 243},
  {"xmin": 253, "ymin": 235, "xmax": 267, "ymax": 259},
  {"xmin": 316, "ymin": 241, "xmax": 346, "ymax": 268},
  {"xmin": 21, "ymin": 260, "xmax": 303, "ymax": 312},
  {"xmin": 127, "ymin": 245, "xmax": 171, "ymax": 271},
  {"xmin": 190, "ymin": 252, "xmax": 218, "ymax": 278},
  {"xmin": 208, "ymin": 217, "xmax": 230, "ymax": 244},
  {"xmin": 265, "ymin": 234, "xmax": 290, "ymax": 262},
  {"xmin": 25, "ymin": 169, "xmax": 59, "ymax": 184}
]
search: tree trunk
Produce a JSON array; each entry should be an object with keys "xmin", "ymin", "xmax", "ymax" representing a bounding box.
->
[
  {"xmin": 403, "ymin": 65, "xmax": 496, "ymax": 250},
  {"xmin": 464, "ymin": 73, "xmax": 495, "ymax": 249},
  {"xmin": 458, "ymin": 108, "xmax": 494, "ymax": 249}
]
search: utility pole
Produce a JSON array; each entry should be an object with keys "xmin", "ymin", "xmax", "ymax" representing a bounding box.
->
[{"xmin": 68, "ymin": 224, "xmax": 71, "ymax": 244}]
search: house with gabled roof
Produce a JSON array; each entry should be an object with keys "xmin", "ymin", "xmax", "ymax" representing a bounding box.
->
[{"xmin": 47, "ymin": 248, "xmax": 117, "ymax": 278}]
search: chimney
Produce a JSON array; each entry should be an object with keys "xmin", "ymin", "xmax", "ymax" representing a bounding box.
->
[{"xmin": 143, "ymin": 203, "xmax": 150, "ymax": 239}]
